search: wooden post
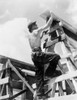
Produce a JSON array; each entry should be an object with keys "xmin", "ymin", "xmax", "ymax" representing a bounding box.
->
[
  {"xmin": 51, "ymin": 83, "xmax": 57, "ymax": 97},
  {"xmin": 58, "ymin": 59, "xmax": 76, "ymax": 93},
  {"xmin": 6, "ymin": 60, "xmax": 13, "ymax": 100},
  {"xmin": 0, "ymin": 64, "xmax": 5, "ymax": 96},
  {"xmin": 58, "ymin": 82, "xmax": 64, "ymax": 96},
  {"xmin": 21, "ymin": 74, "xmax": 27, "ymax": 100},
  {"xmin": 0, "ymin": 63, "xmax": 7, "ymax": 96}
]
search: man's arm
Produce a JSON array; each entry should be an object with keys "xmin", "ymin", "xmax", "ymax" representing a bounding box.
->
[
  {"xmin": 37, "ymin": 15, "xmax": 53, "ymax": 33},
  {"xmin": 63, "ymin": 35, "xmax": 74, "ymax": 52}
]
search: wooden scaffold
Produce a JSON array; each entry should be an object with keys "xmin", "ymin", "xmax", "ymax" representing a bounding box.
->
[
  {"xmin": 39, "ymin": 10, "xmax": 77, "ymax": 100},
  {"xmin": 0, "ymin": 55, "xmax": 36, "ymax": 100},
  {"xmin": 1, "ymin": 10, "xmax": 77, "ymax": 100}
]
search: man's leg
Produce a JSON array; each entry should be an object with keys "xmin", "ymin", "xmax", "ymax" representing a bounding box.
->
[
  {"xmin": 33, "ymin": 60, "xmax": 45, "ymax": 99},
  {"xmin": 44, "ymin": 53, "xmax": 61, "ymax": 77}
]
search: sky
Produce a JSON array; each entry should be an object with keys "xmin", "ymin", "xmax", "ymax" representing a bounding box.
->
[{"xmin": 0, "ymin": 0, "xmax": 77, "ymax": 64}]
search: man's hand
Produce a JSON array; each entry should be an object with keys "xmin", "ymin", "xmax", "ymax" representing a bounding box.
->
[
  {"xmin": 59, "ymin": 21, "xmax": 63, "ymax": 26},
  {"xmin": 61, "ymin": 33, "xmax": 66, "ymax": 40},
  {"xmin": 58, "ymin": 33, "xmax": 66, "ymax": 41}
]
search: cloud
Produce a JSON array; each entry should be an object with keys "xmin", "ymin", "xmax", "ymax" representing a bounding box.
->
[
  {"xmin": 39, "ymin": 0, "xmax": 77, "ymax": 28},
  {"xmin": 0, "ymin": 18, "xmax": 33, "ymax": 64},
  {"xmin": 66, "ymin": 0, "xmax": 77, "ymax": 27},
  {"xmin": 39, "ymin": 0, "xmax": 69, "ymax": 11},
  {"xmin": 0, "ymin": 0, "xmax": 72, "ymax": 24},
  {"xmin": 39, "ymin": 0, "xmax": 57, "ymax": 11},
  {"xmin": 0, "ymin": 0, "xmax": 77, "ymax": 28},
  {"xmin": 67, "ymin": 0, "xmax": 77, "ymax": 13},
  {"xmin": 0, "ymin": 10, "xmax": 10, "ymax": 19},
  {"xmin": 0, "ymin": 0, "xmax": 77, "ymax": 64}
]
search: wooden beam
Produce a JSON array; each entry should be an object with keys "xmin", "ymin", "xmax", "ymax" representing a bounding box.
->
[
  {"xmin": 40, "ymin": 10, "xmax": 77, "ymax": 33},
  {"xmin": 62, "ymin": 21, "xmax": 77, "ymax": 34},
  {"xmin": 6, "ymin": 61, "xmax": 13, "ymax": 97},
  {"xmin": 0, "ymin": 67, "xmax": 7, "ymax": 73},
  {"xmin": 0, "ymin": 84, "xmax": 5, "ymax": 96},
  {"xmin": 51, "ymin": 83, "xmax": 57, "ymax": 97},
  {"xmin": 48, "ymin": 70, "xmax": 77, "ymax": 85},
  {"xmin": 0, "ymin": 77, "xmax": 9, "ymax": 85},
  {"xmin": 21, "ymin": 82, "xmax": 27, "ymax": 100},
  {"xmin": 0, "ymin": 55, "xmax": 35, "ymax": 71},
  {"xmin": 10, "ymin": 89, "xmax": 26, "ymax": 100},
  {"xmin": 60, "ymin": 57, "xmax": 77, "ymax": 92},
  {"xmin": 22, "ymin": 69, "xmax": 35, "ymax": 76},
  {"xmin": 58, "ymin": 82, "xmax": 64, "ymax": 96},
  {"xmin": 0, "ymin": 94, "xmax": 9, "ymax": 100},
  {"xmin": 48, "ymin": 93, "xmax": 77, "ymax": 100},
  {"xmin": 8, "ymin": 60, "xmax": 34, "ymax": 94},
  {"xmin": 58, "ymin": 65, "xmax": 76, "ymax": 93}
]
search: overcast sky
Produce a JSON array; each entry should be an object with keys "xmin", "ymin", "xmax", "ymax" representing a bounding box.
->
[{"xmin": 0, "ymin": 0, "xmax": 77, "ymax": 64}]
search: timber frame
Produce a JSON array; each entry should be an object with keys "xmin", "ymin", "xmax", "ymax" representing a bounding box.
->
[
  {"xmin": 0, "ymin": 55, "xmax": 36, "ymax": 100},
  {"xmin": 1, "ymin": 10, "xmax": 77, "ymax": 100},
  {"xmin": 0, "ymin": 54, "xmax": 77, "ymax": 100}
]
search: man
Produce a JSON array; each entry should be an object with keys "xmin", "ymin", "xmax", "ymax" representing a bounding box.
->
[{"xmin": 27, "ymin": 15, "xmax": 61, "ymax": 99}]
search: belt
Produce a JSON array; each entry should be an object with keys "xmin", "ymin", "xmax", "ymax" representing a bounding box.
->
[{"xmin": 32, "ymin": 47, "xmax": 41, "ymax": 52}]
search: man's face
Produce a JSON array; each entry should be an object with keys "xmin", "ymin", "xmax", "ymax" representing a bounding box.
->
[{"xmin": 32, "ymin": 24, "xmax": 38, "ymax": 30}]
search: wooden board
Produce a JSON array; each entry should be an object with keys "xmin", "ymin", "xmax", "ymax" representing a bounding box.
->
[
  {"xmin": 0, "ymin": 77, "xmax": 9, "ymax": 85},
  {"xmin": 48, "ymin": 93, "xmax": 77, "ymax": 100},
  {"xmin": 0, "ymin": 55, "xmax": 35, "ymax": 71},
  {"xmin": 48, "ymin": 70, "xmax": 77, "ymax": 84},
  {"xmin": 22, "ymin": 69, "xmax": 35, "ymax": 76},
  {"xmin": 0, "ymin": 94, "xmax": 9, "ymax": 100}
]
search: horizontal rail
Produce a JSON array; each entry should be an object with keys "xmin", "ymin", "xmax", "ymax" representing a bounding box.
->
[
  {"xmin": 48, "ymin": 70, "xmax": 77, "ymax": 84},
  {"xmin": 0, "ymin": 77, "xmax": 9, "ymax": 85},
  {"xmin": 0, "ymin": 94, "xmax": 9, "ymax": 100},
  {"xmin": 22, "ymin": 69, "xmax": 35, "ymax": 76}
]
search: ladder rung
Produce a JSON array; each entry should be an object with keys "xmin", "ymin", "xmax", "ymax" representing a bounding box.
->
[
  {"xmin": 0, "ymin": 94, "xmax": 9, "ymax": 100},
  {"xmin": 0, "ymin": 77, "xmax": 9, "ymax": 85}
]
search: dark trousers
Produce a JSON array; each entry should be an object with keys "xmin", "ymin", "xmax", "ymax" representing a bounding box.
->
[{"xmin": 31, "ymin": 51, "xmax": 60, "ymax": 97}]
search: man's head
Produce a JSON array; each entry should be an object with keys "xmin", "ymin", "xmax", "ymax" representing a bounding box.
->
[{"xmin": 27, "ymin": 21, "xmax": 38, "ymax": 33}]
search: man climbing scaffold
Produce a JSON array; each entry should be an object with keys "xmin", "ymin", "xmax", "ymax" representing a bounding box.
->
[{"xmin": 27, "ymin": 12, "xmax": 63, "ymax": 99}]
